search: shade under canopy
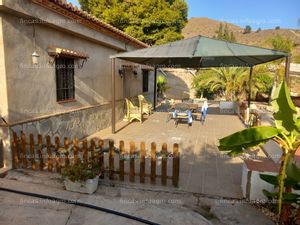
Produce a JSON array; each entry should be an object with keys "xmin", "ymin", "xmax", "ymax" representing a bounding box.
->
[{"xmin": 111, "ymin": 35, "xmax": 288, "ymax": 68}]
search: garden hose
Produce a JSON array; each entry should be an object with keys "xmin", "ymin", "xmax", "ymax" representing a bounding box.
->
[{"xmin": 0, "ymin": 187, "xmax": 160, "ymax": 225}]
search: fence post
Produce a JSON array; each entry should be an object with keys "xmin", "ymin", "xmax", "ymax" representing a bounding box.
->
[
  {"xmin": 150, "ymin": 142, "xmax": 156, "ymax": 184},
  {"xmin": 38, "ymin": 134, "xmax": 44, "ymax": 171},
  {"xmin": 172, "ymin": 143, "xmax": 180, "ymax": 187},
  {"xmin": 64, "ymin": 137, "xmax": 70, "ymax": 168},
  {"xmin": 119, "ymin": 140, "xmax": 125, "ymax": 181},
  {"xmin": 83, "ymin": 140, "xmax": 88, "ymax": 164},
  {"xmin": 90, "ymin": 139, "xmax": 96, "ymax": 162},
  {"xmin": 98, "ymin": 139, "xmax": 104, "ymax": 175},
  {"xmin": 140, "ymin": 142, "xmax": 146, "ymax": 184},
  {"xmin": 109, "ymin": 140, "xmax": 114, "ymax": 180},
  {"xmin": 161, "ymin": 143, "xmax": 167, "ymax": 186},
  {"xmin": 46, "ymin": 135, "xmax": 52, "ymax": 172},
  {"xmin": 29, "ymin": 134, "xmax": 36, "ymax": 170},
  {"xmin": 12, "ymin": 132, "xmax": 19, "ymax": 169},
  {"xmin": 129, "ymin": 141, "xmax": 135, "ymax": 182},
  {"xmin": 73, "ymin": 138, "xmax": 78, "ymax": 165},
  {"xmin": 55, "ymin": 137, "xmax": 61, "ymax": 173},
  {"xmin": 21, "ymin": 132, "xmax": 27, "ymax": 169}
]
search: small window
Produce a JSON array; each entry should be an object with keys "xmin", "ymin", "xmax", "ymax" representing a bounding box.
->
[
  {"xmin": 55, "ymin": 57, "xmax": 75, "ymax": 102},
  {"xmin": 142, "ymin": 70, "xmax": 149, "ymax": 92}
]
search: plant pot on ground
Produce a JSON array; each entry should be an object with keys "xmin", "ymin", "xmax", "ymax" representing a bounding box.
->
[{"xmin": 62, "ymin": 160, "xmax": 101, "ymax": 194}]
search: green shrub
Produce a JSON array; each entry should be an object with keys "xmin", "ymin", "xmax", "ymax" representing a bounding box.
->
[
  {"xmin": 62, "ymin": 160, "xmax": 101, "ymax": 182},
  {"xmin": 294, "ymin": 55, "xmax": 300, "ymax": 63},
  {"xmin": 157, "ymin": 75, "xmax": 169, "ymax": 98}
]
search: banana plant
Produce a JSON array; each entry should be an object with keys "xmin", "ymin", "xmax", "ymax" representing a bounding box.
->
[
  {"xmin": 260, "ymin": 162, "xmax": 300, "ymax": 224},
  {"xmin": 218, "ymin": 81, "xmax": 300, "ymax": 221}
]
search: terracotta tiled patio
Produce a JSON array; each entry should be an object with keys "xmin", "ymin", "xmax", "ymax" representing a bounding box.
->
[{"xmin": 88, "ymin": 102, "xmax": 245, "ymax": 198}]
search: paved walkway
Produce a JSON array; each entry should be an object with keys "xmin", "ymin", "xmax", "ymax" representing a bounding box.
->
[
  {"xmin": 89, "ymin": 103, "xmax": 245, "ymax": 198},
  {"xmin": 0, "ymin": 172, "xmax": 275, "ymax": 225},
  {"xmin": 0, "ymin": 176, "xmax": 212, "ymax": 225}
]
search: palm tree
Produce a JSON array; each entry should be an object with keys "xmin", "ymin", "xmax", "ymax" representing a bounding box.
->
[
  {"xmin": 251, "ymin": 64, "xmax": 273, "ymax": 100},
  {"xmin": 193, "ymin": 65, "xmax": 273, "ymax": 101},
  {"xmin": 194, "ymin": 67, "xmax": 249, "ymax": 101}
]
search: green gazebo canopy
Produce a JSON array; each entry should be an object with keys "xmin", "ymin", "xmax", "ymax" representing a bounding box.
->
[
  {"xmin": 112, "ymin": 35, "xmax": 288, "ymax": 68},
  {"xmin": 110, "ymin": 35, "xmax": 290, "ymax": 134}
]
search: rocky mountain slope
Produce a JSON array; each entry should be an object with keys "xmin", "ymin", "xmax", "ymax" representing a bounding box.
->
[{"xmin": 182, "ymin": 17, "xmax": 300, "ymax": 60}]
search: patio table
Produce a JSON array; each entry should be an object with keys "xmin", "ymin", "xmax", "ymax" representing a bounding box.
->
[
  {"xmin": 169, "ymin": 103, "xmax": 201, "ymax": 121},
  {"xmin": 171, "ymin": 110, "xmax": 193, "ymax": 127},
  {"xmin": 171, "ymin": 103, "xmax": 200, "ymax": 111}
]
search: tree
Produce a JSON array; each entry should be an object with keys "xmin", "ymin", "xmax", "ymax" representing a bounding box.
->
[
  {"xmin": 157, "ymin": 74, "xmax": 169, "ymax": 98},
  {"xmin": 192, "ymin": 67, "xmax": 249, "ymax": 101},
  {"xmin": 243, "ymin": 25, "xmax": 251, "ymax": 34},
  {"xmin": 251, "ymin": 65, "xmax": 273, "ymax": 100},
  {"xmin": 192, "ymin": 69, "xmax": 217, "ymax": 99},
  {"xmin": 78, "ymin": 0, "xmax": 188, "ymax": 45},
  {"xmin": 256, "ymin": 27, "xmax": 261, "ymax": 33},
  {"xmin": 192, "ymin": 65, "xmax": 273, "ymax": 101},
  {"xmin": 260, "ymin": 162, "xmax": 300, "ymax": 225},
  {"xmin": 275, "ymin": 26, "xmax": 280, "ymax": 30},
  {"xmin": 214, "ymin": 23, "xmax": 236, "ymax": 42},
  {"xmin": 294, "ymin": 55, "xmax": 300, "ymax": 64},
  {"xmin": 271, "ymin": 35, "xmax": 293, "ymax": 53},
  {"xmin": 269, "ymin": 35, "xmax": 294, "ymax": 103},
  {"xmin": 218, "ymin": 82, "xmax": 300, "ymax": 224}
]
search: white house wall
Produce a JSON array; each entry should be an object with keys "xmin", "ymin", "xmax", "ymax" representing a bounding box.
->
[
  {"xmin": 0, "ymin": 1, "xmax": 154, "ymax": 170},
  {"xmin": 0, "ymin": 13, "xmax": 12, "ymax": 170},
  {"xmin": 3, "ymin": 12, "xmax": 118, "ymax": 122}
]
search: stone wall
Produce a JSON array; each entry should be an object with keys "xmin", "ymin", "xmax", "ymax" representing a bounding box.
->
[
  {"xmin": 162, "ymin": 69, "xmax": 196, "ymax": 100},
  {"xmin": 163, "ymin": 70, "xmax": 300, "ymax": 100},
  {"xmin": 11, "ymin": 101, "xmax": 124, "ymax": 141}
]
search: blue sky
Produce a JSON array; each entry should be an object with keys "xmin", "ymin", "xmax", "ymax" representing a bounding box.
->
[{"xmin": 69, "ymin": 0, "xmax": 299, "ymax": 29}]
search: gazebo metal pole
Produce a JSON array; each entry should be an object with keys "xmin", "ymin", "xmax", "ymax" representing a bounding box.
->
[
  {"xmin": 247, "ymin": 66, "xmax": 253, "ymax": 122},
  {"xmin": 111, "ymin": 58, "xmax": 116, "ymax": 134},
  {"xmin": 285, "ymin": 55, "xmax": 291, "ymax": 86},
  {"xmin": 153, "ymin": 66, "xmax": 157, "ymax": 110}
]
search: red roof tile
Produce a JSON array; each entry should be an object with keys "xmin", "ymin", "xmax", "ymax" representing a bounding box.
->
[{"xmin": 31, "ymin": 0, "xmax": 148, "ymax": 48}]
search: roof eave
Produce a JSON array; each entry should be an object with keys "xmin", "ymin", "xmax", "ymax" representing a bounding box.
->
[{"xmin": 31, "ymin": 0, "xmax": 149, "ymax": 49}]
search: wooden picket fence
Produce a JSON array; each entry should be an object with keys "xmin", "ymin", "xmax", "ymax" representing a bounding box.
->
[{"xmin": 11, "ymin": 132, "xmax": 180, "ymax": 187}]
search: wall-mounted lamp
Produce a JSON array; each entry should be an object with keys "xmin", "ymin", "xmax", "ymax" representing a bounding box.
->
[
  {"xmin": 32, "ymin": 24, "xmax": 39, "ymax": 65},
  {"xmin": 76, "ymin": 58, "xmax": 87, "ymax": 69},
  {"xmin": 118, "ymin": 68, "xmax": 124, "ymax": 78},
  {"xmin": 48, "ymin": 57, "xmax": 55, "ymax": 66},
  {"xmin": 133, "ymin": 69, "xmax": 138, "ymax": 78},
  {"xmin": 32, "ymin": 51, "xmax": 40, "ymax": 65}
]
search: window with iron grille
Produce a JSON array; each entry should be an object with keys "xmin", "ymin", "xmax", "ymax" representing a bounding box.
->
[
  {"xmin": 55, "ymin": 57, "xmax": 75, "ymax": 102},
  {"xmin": 142, "ymin": 70, "xmax": 149, "ymax": 92}
]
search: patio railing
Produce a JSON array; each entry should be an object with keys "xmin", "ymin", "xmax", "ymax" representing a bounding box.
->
[{"xmin": 11, "ymin": 132, "xmax": 180, "ymax": 187}]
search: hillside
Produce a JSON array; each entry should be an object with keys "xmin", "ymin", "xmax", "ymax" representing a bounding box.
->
[{"xmin": 182, "ymin": 17, "xmax": 300, "ymax": 60}]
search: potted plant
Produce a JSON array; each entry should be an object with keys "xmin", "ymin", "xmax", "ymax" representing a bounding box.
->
[{"xmin": 62, "ymin": 160, "xmax": 101, "ymax": 194}]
